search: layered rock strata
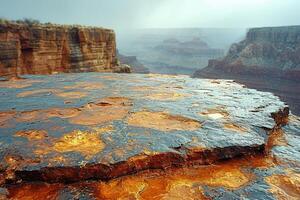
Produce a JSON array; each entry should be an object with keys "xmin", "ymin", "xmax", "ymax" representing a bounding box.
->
[{"xmin": 0, "ymin": 22, "xmax": 121, "ymax": 78}]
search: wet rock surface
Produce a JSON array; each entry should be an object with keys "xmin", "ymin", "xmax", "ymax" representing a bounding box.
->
[{"xmin": 0, "ymin": 73, "xmax": 299, "ymax": 199}]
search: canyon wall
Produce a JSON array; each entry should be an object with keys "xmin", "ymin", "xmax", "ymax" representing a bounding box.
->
[
  {"xmin": 194, "ymin": 26, "xmax": 300, "ymax": 80},
  {"xmin": 117, "ymin": 50, "xmax": 149, "ymax": 74},
  {"xmin": 0, "ymin": 22, "xmax": 121, "ymax": 77}
]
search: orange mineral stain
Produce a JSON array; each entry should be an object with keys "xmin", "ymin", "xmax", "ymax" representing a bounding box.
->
[
  {"xmin": 265, "ymin": 170, "xmax": 300, "ymax": 200},
  {"xmin": 52, "ymin": 130, "xmax": 105, "ymax": 158},
  {"xmin": 68, "ymin": 97, "xmax": 132, "ymax": 126},
  {"xmin": 15, "ymin": 130, "xmax": 48, "ymax": 140},
  {"xmin": 127, "ymin": 111, "xmax": 201, "ymax": 132}
]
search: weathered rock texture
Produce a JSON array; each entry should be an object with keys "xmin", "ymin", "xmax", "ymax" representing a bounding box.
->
[
  {"xmin": 1, "ymin": 73, "xmax": 300, "ymax": 199},
  {"xmin": 0, "ymin": 73, "xmax": 288, "ymax": 185},
  {"xmin": 0, "ymin": 22, "xmax": 120, "ymax": 77},
  {"xmin": 194, "ymin": 26, "xmax": 300, "ymax": 80}
]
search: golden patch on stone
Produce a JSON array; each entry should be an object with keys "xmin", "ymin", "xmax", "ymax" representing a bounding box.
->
[
  {"xmin": 16, "ymin": 110, "xmax": 42, "ymax": 123},
  {"xmin": 55, "ymin": 91, "xmax": 87, "ymax": 99},
  {"xmin": 197, "ymin": 166, "xmax": 250, "ymax": 189},
  {"xmin": 127, "ymin": 111, "xmax": 201, "ymax": 132},
  {"xmin": 97, "ymin": 176, "xmax": 147, "ymax": 200},
  {"xmin": 45, "ymin": 108, "xmax": 81, "ymax": 119},
  {"xmin": 53, "ymin": 130, "xmax": 105, "ymax": 158},
  {"xmin": 265, "ymin": 170, "xmax": 300, "ymax": 200},
  {"xmin": 162, "ymin": 180, "xmax": 208, "ymax": 200},
  {"xmin": 144, "ymin": 92, "xmax": 187, "ymax": 101},
  {"xmin": 17, "ymin": 89, "xmax": 61, "ymax": 98},
  {"xmin": 68, "ymin": 97, "xmax": 132, "ymax": 126},
  {"xmin": 63, "ymin": 82, "xmax": 104, "ymax": 90},
  {"xmin": 15, "ymin": 130, "xmax": 48, "ymax": 140},
  {"xmin": 0, "ymin": 79, "xmax": 42, "ymax": 89},
  {"xmin": 0, "ymin": 111, "xmax": 15, "ymax": 128},
  {"xmin": 91, "ymin": 125, "xmax": 115, "ymax": 134},
  {"xmin": 224, "ymin": 123, "xmax": 248, "ymax": 133}
]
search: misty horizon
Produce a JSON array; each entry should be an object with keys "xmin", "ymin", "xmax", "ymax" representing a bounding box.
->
[{"xmin": 1, "ymin": 0, "xmax": 300, "ymax": 30}]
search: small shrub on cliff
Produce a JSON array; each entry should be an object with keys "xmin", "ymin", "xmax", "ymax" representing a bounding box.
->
[{"xmin": 0, "ymin": 18, "xmax": 8, "ymax": 24}]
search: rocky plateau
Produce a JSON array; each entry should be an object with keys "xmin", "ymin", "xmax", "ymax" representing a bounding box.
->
[{"xmin": 0, "ymin": 73, "xmax": 299, "ymax": 199}]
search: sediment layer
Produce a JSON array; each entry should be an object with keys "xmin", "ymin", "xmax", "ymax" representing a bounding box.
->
[{"xmin": 0, "ymin": 22, "xmax": 120, "ymax": 77}]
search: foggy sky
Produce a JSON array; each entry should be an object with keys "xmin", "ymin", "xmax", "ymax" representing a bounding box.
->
[{"xmin": 0, "ymin": 0, "xmax": 299, "ymax": 30}]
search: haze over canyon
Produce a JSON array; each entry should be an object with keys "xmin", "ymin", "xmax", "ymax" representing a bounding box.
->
[{"xmin": 0, "ymin": 0, "xmax": 299, "ymax": 199}]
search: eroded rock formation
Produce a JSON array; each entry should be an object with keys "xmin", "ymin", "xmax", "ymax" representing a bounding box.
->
[
  {"xmin": 194, "ymin": 26, "xmax": 300, "ymax": 80},
  {"xmin": 0, "ymin": 22, "xmax": 122, "ymax": 78}
]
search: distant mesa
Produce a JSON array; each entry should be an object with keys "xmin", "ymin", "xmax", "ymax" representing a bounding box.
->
[
  {"xmin": 155, "ymin": 37, "xmax": 223, "ymax": 56},
  {"xmin": 117, "ymin": 50, "xmax": 150, "ymax": 74}
]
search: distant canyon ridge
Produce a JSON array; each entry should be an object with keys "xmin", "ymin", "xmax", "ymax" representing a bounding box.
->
[
  {"xmin": 194, "ymin": 26, "xmax": 300, "ymax": 80},
  {"xmin": 117, "ymin": 28, "xmax": 245, "ymax": 75},
  {"xmin": 194, "ymin": 26, "xmax": 300, "ymax": 115}
]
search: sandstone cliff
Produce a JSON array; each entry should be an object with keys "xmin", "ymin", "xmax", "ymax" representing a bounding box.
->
[
  {"xmin": 194, "ymin": 26, "xmax": 300, "ymax": 80},
  {"xmin": 0, "ymin": 22, "xmax": 121, "ymax": 77}
]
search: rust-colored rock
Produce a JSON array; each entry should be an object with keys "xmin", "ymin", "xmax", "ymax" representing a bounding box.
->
[{"xmin": 0, "ymin": 22, "xmax": 123, "ymax": 78}]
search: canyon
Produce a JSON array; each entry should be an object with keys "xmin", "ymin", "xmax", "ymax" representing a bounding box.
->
[
  {"xmin": 117, "ymin": 28, "xmax": 245, "ymax": 75},
  {"xmin": 117, "ymin": 50, "xmax": 150, "ymax": 74},
  {"xmin": 194, "ymin": 26, "xmax": 300, "ymax": 116},
  {"xmin": 0, "ymin": 22, "xmax": 125, "ymax": 78},
  {"xmin": 0, "ymin": 21, "xmax": 299, "ymax": 199}
]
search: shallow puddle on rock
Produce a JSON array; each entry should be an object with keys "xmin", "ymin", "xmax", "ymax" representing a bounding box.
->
[{"xmin": 127, "ymin": 111, "xmax": 201, "ymax": 131}]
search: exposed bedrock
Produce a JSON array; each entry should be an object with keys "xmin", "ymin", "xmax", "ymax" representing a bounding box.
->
[
  {"xmin": 0, "ymin": 73, "xmax": 289, "ymax": 185},
  {"xmin": 0, "ymin": 22, "xmax": 126, "ymax": 78}
]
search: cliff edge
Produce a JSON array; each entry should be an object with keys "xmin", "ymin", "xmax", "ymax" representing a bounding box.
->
[
  {"xmin": 194, "ymin": 26, "xmax": 300, "ymax": 80},
  {"xmin": 0, "ymin": 22, "xmax": 124, "ymax": 78}
]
